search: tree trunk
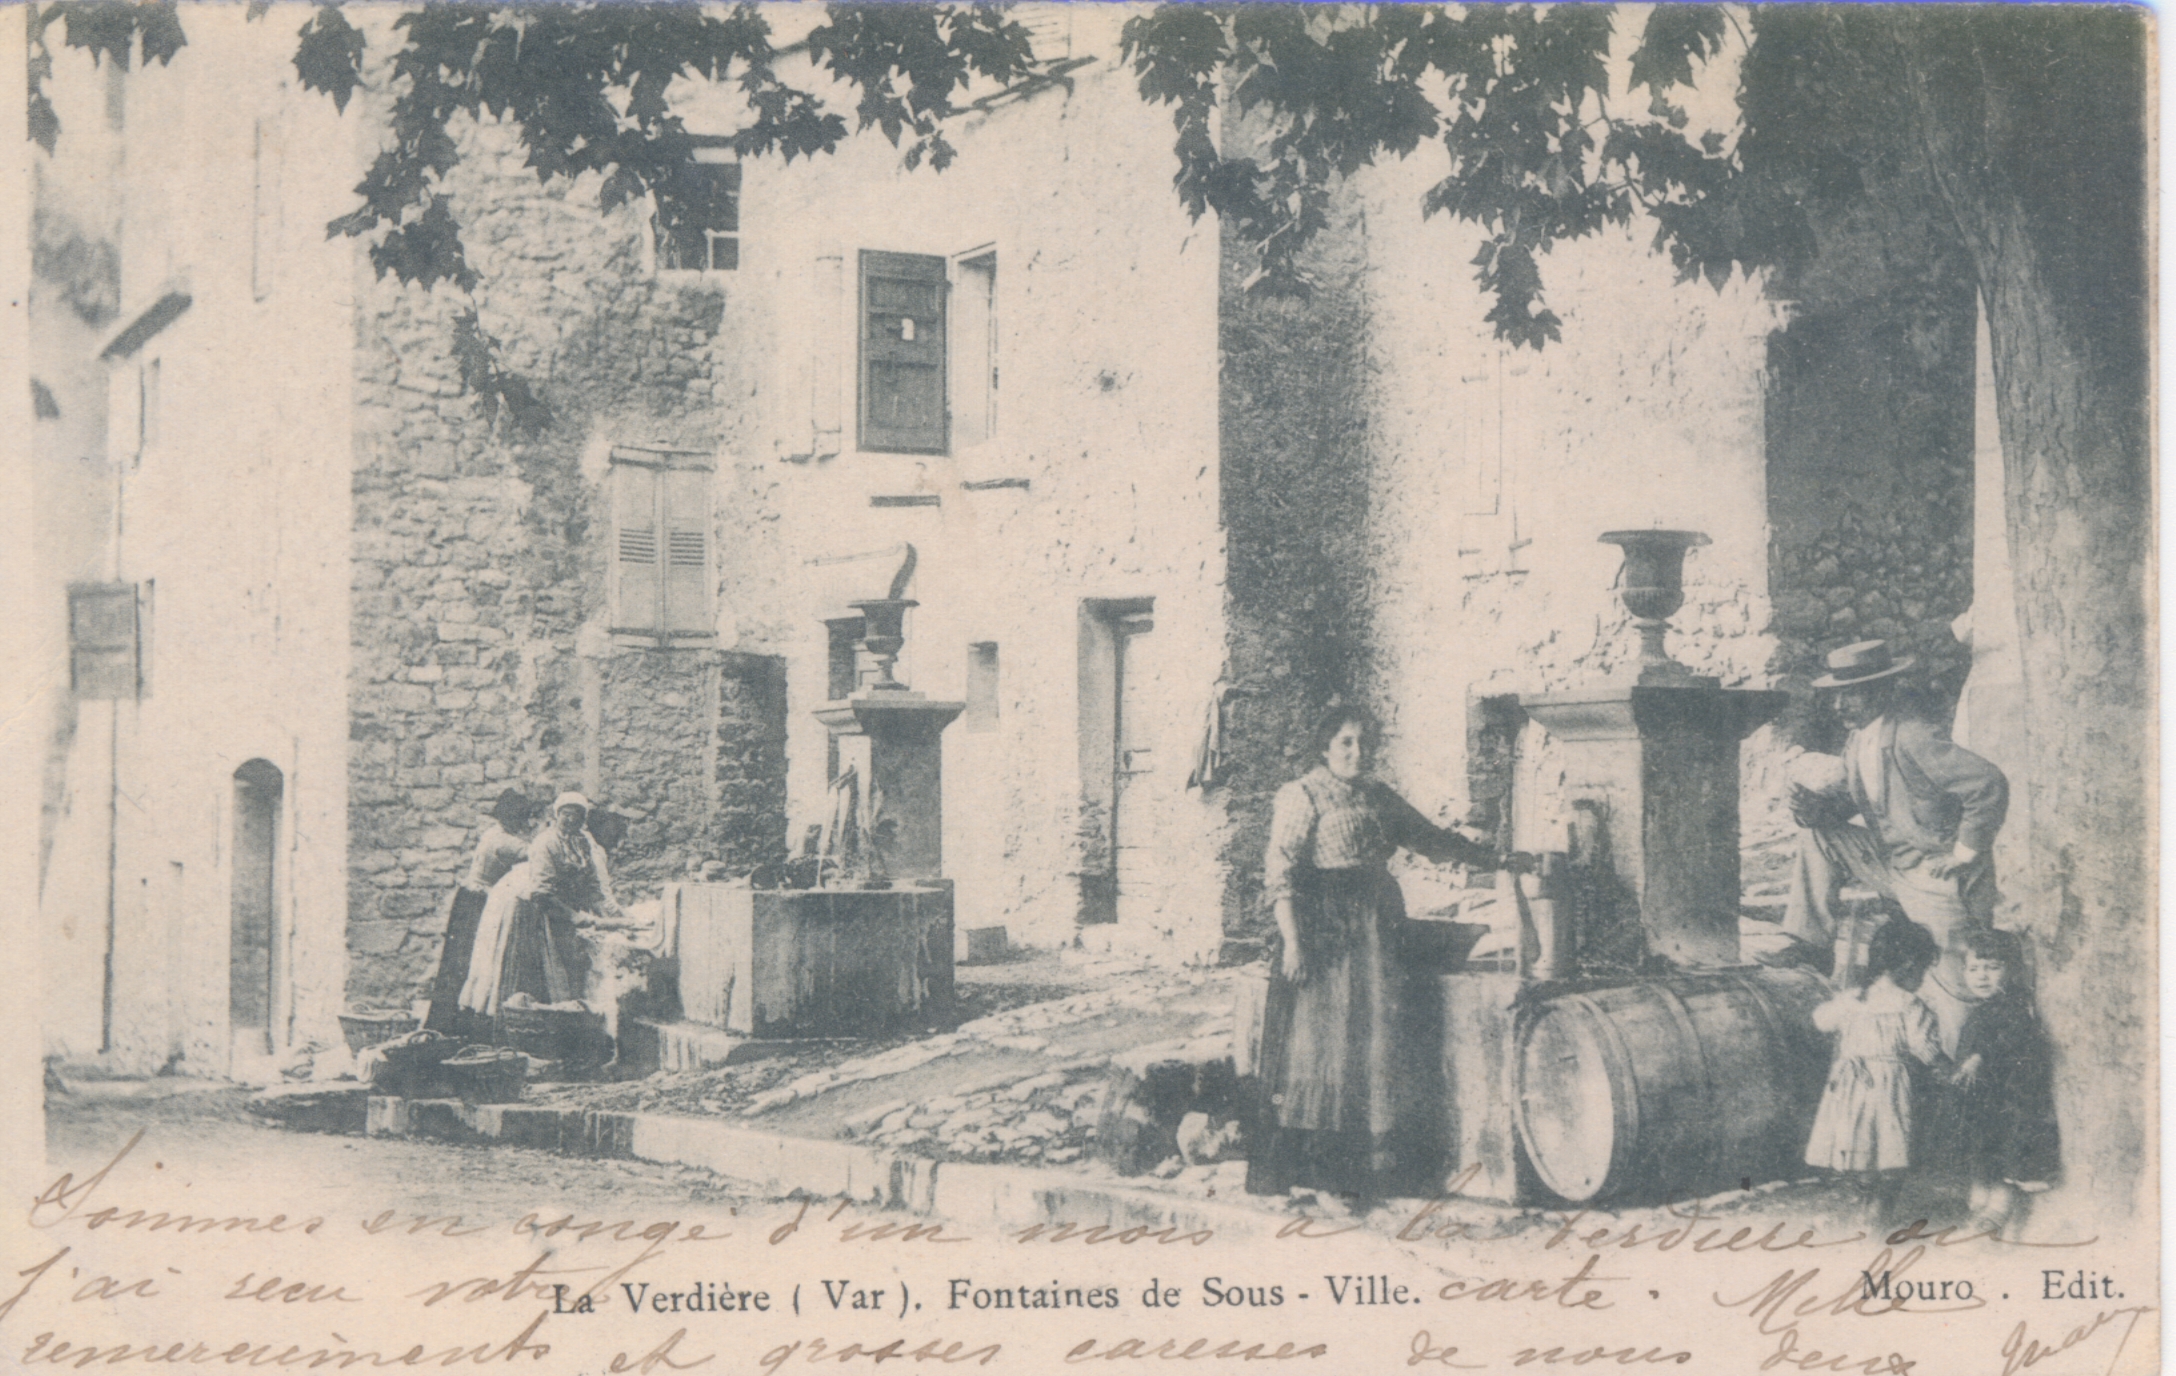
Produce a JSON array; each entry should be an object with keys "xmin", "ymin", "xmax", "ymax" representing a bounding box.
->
[
  {"xmin": 1905, "ymin": 12, "xmax": 2153, "ymax": 1219},
  {"xmin": 1981, "ymin": 214, "xmax": 2152, "ymax": 1219}
]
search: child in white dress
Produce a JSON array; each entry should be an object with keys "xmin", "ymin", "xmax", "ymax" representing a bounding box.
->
[{"xmin": 1805, "ymin": 918, "xmax": 1949, "ymax": 1222}]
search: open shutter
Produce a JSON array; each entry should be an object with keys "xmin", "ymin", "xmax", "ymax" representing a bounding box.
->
[
  {"xmin": 610, "ymin": 461, "xmax": 662, "ymax": 633},
  {"xmin": 70, "ymin": 583, "xmax": 140, "ymax": 699},
  {"xmin": 859, "ymin": 250, "xmax": 948, "ymax": 453},
  {"xmin": 662, "ymin": 466, "xmax": 713, "ymax": 636}
]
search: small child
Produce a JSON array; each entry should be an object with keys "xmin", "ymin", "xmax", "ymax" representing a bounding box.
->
[
  {"xmin": 1805, "ymin": 917, "xmax": 1949, "ymax": 1223},
  {"xmin": 1920, "ymin": 926, "xmax": 2061, "ymax": 1238}
]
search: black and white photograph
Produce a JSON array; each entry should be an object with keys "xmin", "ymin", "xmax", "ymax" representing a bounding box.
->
[{"xmin": 7, "ymin": 3, "xmax": 2157, "ymax": 1372}]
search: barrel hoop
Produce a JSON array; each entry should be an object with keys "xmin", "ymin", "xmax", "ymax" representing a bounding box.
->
[
  {"xmin": 1511, "ymin": 994, "xmax": 1634, "ymax": 1204},
  {"xmin": 1577, "ymin": 992, "xmax": 1644, "ymax": 1201},
  {"xmin": 1647, "ymin": 981, "xmax": 1720, "ymax": 1195},
  {"xmin": 1726, "ymin": 969, "xmax": 1814, "ymax": 1162}
]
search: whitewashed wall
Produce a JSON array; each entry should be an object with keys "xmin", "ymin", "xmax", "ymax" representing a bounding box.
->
[
  {"xmin": 38, "ymin": 9, "xmax": 361, "ymax": 1073},
  {"xmin": 1346, "ymin": 162, "xmax": 1787, "ymax": 916},
  {"xmin": 714, "ymin": 16, "xmax": 1227, "ymax": 957}
]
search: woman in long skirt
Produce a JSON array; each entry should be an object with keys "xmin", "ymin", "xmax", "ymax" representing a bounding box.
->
[
  {"xmin": 422, "ymin": 789, "xmax": 538, "ymax": 1033},
  {"xmin": 1246, "ymin": 704, "xmax": 1503, "ymax": 1199},
  {"xmin": 459, "ymin": 792, "xmax": 624, "ymax": 1025}
]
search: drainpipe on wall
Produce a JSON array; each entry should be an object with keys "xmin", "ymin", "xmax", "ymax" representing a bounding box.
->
[
  {"xmin": 100, "ymin": 701, "xmax": 116, "ymax": 1054},
  {"xmin": 284, "ymin": 733, "xmax": 301, "ymax": 1052},
  {"xmin": 100, "ymin": 425, "xmax": 123, "ymax": 1055}
]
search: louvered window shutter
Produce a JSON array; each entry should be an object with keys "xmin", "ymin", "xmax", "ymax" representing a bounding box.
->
[
  {"xmin": 859, "ymin": 250, "xmax": 948, "ymax": 454},
  {"xmin": 70, "ymin": 583, "xmax": 140, "ymax": 699},
  {"xmin": 610, "ymin": 462, "xmax": 662, "ymax": 633},
  {"xmin": 662, "ymin": 467, "xmax": 712, "ymax": 636}
]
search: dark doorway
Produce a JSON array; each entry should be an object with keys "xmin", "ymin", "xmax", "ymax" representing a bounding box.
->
[
  {"xmin": 1078, "ymin": 597, "xmax": 1155, "ymax": 926},
  {"xmin": 230, "ymin": 759, "xmax": 282, "ymax": 1054}
]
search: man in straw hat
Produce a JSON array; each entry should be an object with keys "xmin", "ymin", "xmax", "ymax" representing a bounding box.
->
[{"xmin": 1780, "ymin": 639, "xmax": 2009, "ymax": 972}]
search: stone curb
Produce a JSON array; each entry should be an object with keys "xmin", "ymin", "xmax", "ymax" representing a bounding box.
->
[{"xmin": 363, "ymin": 1095, "xmax": 1292, "ymax": 1242}]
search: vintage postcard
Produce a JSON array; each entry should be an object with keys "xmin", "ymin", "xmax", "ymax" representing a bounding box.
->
[{"xmin": 7, "ymin": 4, "xmax": 2157, "ymax": 1374}]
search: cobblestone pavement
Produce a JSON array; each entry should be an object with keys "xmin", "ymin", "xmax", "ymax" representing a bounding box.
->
[{"xmin": 533, "ymin": 951, "xmax": 1232, "ymax": 1174}]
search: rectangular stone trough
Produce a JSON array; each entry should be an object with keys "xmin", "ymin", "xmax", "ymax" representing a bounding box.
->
[{"xmin": 675, "ymin": 882, "xmax": 954, "ymax": 1037}]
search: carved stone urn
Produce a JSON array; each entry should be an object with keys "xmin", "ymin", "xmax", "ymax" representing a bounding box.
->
[
  {"xmin": 848, "ymin": 598, "xmax": 916, "ymax": 691},
  {"xmin": 1599, "ymin": 529, "xmax": 1710, "ymax": 683}
]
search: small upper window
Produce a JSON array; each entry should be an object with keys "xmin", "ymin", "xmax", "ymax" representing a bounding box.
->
[
  {"xmin": 964, "ymin": 641, "xmax": 999, "ymax": 732},
  {"xmin": 653, "ymin": 157, "xmax": 740, "ymax": 273},
  {"xmin": 70, "ymin": 582, "xmax": 143, "ymax": 699}
]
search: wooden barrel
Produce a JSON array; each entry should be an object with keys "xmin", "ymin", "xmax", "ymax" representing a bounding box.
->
[{"xmin": 1512, "ymin": 968, "xmax": 1830, "ymax": 1204}]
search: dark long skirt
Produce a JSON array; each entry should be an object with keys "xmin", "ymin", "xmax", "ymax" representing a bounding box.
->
[
  {"xmin": 422, "ymin": 885, "xmax": 489, "ymax": 1034},
  {"xmin": 1246, "ymin": 866, "xmax": 1415, "ymax": 1198}
]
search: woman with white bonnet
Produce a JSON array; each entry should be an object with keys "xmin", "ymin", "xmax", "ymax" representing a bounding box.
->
[{"xmin": 460, "ymin": 791, "xmax": 625, "ymax": 1023}]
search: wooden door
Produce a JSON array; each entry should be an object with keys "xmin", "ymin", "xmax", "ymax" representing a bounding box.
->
[{"xmin": 1112, "ymin": 613, "xmax": 1168, "ymax": 926}]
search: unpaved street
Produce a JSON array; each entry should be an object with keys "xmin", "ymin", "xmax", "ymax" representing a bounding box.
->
[{"xmin": 44, "ymin": 1079, "xmax": 763, "ymax": 1222}]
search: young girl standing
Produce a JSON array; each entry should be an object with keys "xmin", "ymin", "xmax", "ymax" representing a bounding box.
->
[
  {"xmin": 1805, "ymin": 918, "xmax": 1949, "ymax": 1222},
  {"xmin": 1920, "ymin": 926, "xmax": 2061, "ymax": 1238}
]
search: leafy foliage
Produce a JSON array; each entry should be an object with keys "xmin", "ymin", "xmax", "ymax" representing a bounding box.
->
[
  {"xmin": 808, "ymin": 4, "xmax": 1038, "ymax": 171},
  {"xmin": 27, "ymin": 1, "xmax": 188, "ymax": 152},
  {"xmin": 1123, "ymin": 3, "xmax": 1759, "ymax": 349},
  {"xmin": 450, "ymin": 307, "xmax": 552, "ymax": 437},
  {"xmin": 30, "ymin": 2, "xmax": 1054, "ymax": 429},
  {"xmin": 294, "ymin": 3, "xmax": 367, "ymax": 114},
  {"xmin": 29, "ymin": 0, "xmax": 2129, "ymax": 379}
]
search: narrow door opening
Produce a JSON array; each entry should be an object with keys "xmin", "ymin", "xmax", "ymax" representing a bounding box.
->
[
  {"xmin": 1077, "ymin": 598, "xmax": 1154, "ymax": 926},
  {"xmin": 230, "ymin": 759, "xmax": 282, "ymax": 1055}
]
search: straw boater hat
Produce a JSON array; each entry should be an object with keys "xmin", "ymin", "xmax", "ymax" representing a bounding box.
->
[{"xmin": 1810, "ymin": 639, "xmax": 1916, "ymax": 690}]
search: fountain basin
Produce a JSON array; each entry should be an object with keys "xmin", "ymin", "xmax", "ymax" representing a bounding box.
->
[{"xmin": 672, "ymin": 881, "xmax": 954, "ymax": 1036}]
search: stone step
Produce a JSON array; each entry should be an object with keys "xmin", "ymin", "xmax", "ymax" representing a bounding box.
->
[{"xmin": 625, "ymin": 1018, "xmax": 797, "ymax": 1075}]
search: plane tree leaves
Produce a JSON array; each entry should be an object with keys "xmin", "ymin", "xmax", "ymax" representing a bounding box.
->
[
  {"xmin": 1124, "ymin": 3, "xmax": 1653, "ymax": 348},
  {"xmin": 27, "ymin": 1, "xmax": 188, "ymax": 151},
  {"xmin": 294, "ymin": 4, "xmax": 367, "ymax": 114}
]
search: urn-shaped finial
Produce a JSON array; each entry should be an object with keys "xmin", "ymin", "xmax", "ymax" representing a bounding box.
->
[
  {"xmin": 1599, "ymin": 529, "xmax": 1710, "ymax": 682},
  {"xmin": 848, "ymin": 598, "xmax": 917, "ymax": 691}
]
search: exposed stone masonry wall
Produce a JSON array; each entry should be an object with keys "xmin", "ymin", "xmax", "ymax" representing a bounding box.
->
[
  {"xmin": 345, "ymin": 114, "xmax": 785, "ymax": 1007},
  {"xmin": 1764, "ymin": 201, "xmax": 1979, "ymax": 751},
  {"xmin": 593, "ymin": 649, "xmax": 788, "ymax": 892},
  {"xmin": 1215, "ymin": 197, "xmax": 1378, "ymax": 946}
]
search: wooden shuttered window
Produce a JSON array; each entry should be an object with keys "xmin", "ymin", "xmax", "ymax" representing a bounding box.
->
[
  {"xmin": 70, "ymin": 582, "xmax": 142, "ymax": 699},
  {"xmin": 608, "ymin": 451, "xmax": 715, "ymax": 642},
  {"xmin": 859, "ymin": 250, "xmax": 948, "ymax": 454}
]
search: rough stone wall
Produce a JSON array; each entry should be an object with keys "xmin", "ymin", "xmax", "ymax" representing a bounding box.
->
[
  {"xmin": 1764, "ymin": 197, "xmax": 1979, "ymax": 751},
  {"xmin": 344, "ymin": 108, "xmax": 786, "ymax": 1008},
  {"xmin": 1215, "ymin": 194, "xmax": 1378, "ymax": 945},
  {"xmin": 593, "ymin": 649, "xmax": 787, "ymax": 892}
]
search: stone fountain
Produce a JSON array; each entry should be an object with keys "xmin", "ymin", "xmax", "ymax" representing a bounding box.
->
[
  {"xmin": 1519, "ymin": 529, "xmax": 1786, "ymax": 967},
  {"xmin": 668, "ymin": 558, "xmax": 962, "ymax": 1046},
  {"xmin": 1432, "ymin": 530, "xmax": 1809, "ymax": 1208}
]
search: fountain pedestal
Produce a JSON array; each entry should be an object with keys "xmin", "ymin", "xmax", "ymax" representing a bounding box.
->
[
  {"xmin": 1521, "ymin": 685, "xmax": 1783, "ymax": 966},
  {"xmin": 811, "ymin": 597, "xmax": 963, "ymax": 882},
  {"xmin": 1516, "ymin": 531, "xmax": 1784, "ymax": 966},
  {"xmin": 814, "ymin": 693, "xmax": 965, "ymax": 881}
]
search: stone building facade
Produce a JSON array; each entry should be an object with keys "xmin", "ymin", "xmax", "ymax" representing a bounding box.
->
[
  {"xmin": 341, "ymin": 109, "xmax": 793, "ymax": 1007},
  {"xmin": 35, "ymin": 7, "xmax": 1996, "ymax": 1071},
  {"xmin": 35, "ymin": 12, "xmax": 360, "ymax": 1076}
]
